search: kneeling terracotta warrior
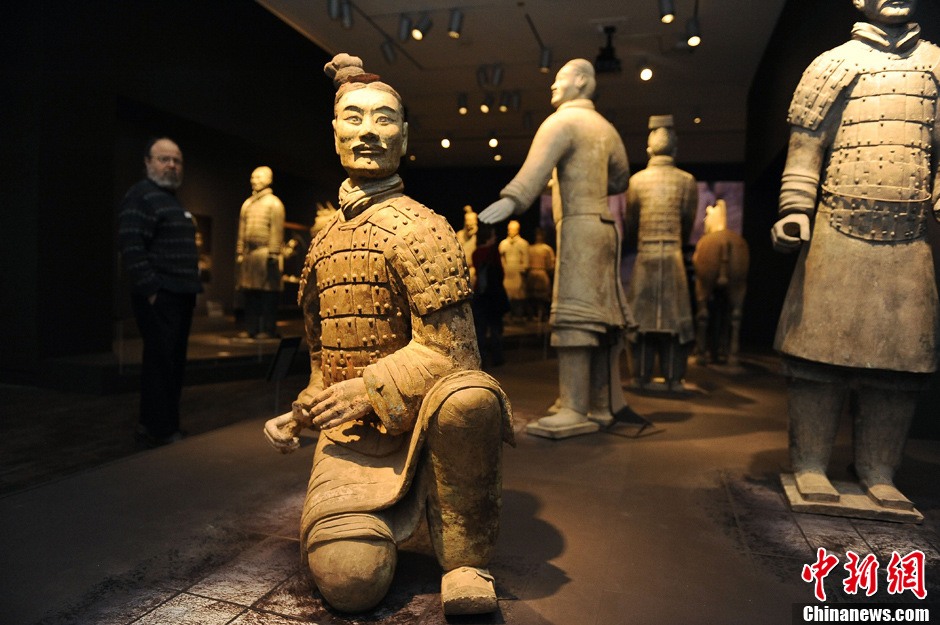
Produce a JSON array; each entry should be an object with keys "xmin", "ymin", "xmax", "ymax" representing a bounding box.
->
[{"xmin": 264, "ymin": 54, "xmax": 514, "ymax": 615}]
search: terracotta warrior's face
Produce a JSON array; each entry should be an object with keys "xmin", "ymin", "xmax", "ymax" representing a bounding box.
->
[
  {"xmin": 464, "ymin": 212, "xmax": 478, "ymax": 234},
  {"xmin": 854, "ymin": 0, "xmax": 917, "ymax": 24},
  {"xmin": 507, "ymin": 220, "xmax": 520, "ymax": 238},
  {"xmin": 333, "ymin": 87, "xmax": 408, "ymax": 183},
  {"xmin": 250, "ymin": 167, "xmax": 272, "ymax": 192},
  {"xmin": 550, "ymin": 64, "xmax": 583, "ymax": 108}
]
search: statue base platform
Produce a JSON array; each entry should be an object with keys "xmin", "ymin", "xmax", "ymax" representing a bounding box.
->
[
  {"xmin": 779, "ymin": 473, "xmax": 923, "ymax": 524},
  {"xmin": 525, "ymin": 419, "xmax": 599, "ymax": 440},
  {"xmin": 627, "ymin": 378, "xmax": 704, "ymax": 396}
]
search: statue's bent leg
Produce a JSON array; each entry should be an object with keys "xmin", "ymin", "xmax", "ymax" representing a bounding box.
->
[
  {"xmin": 307, "ymin": 534, "xmax": 397, "ymax": 613},
  {"xmin": 787, "ymin": 376, "xmax": 845, "ymax": 502},
  {"xmin": 425, "ymin": 386, "xmax": 503, "ymax": 614},
  {"xmin": 854, "ymin": 384, "xmax": 918, "ymax": 511}
]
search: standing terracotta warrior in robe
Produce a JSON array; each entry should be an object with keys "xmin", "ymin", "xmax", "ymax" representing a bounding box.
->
[
  {"xmin": 480, "ymin": 58, "xmax": 632, "ymax": 438},
  {"xmin": 624, "ymin": 115, "xmax": 697, "ymax": 390},
  {"xmin": 499, "ymin": 219, "xmax": 530, "ymax": 321},
  {"xmin": 526, "ymin": 228, "xmax": 555, "ymax": 321},
  {"xmin": 772, "ymin": 0, "xmax": 940, "ymax": 514},
  {"xmin": 263, "ymin": 54, "xmax": 513, "ymax": 615},
  {"xmin": 236, "ymin": 166, "xmax": 284, "ymax": 339}
]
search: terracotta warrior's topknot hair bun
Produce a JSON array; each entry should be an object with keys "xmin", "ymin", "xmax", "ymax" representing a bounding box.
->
[{"xmin": 325, "ymin": 52, "xmax": 403, "ymax": 109}]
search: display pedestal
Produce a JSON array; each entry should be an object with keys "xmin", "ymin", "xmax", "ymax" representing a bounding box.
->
[
  {"xmin": 779, "ymin": 473, "xmax": 923, "ymax": 524},
  {"xmin": 525, "ymin": 419, "xmax": 599, "ymax": 440},
  {"xmin": 627, "ymin": 378, "xmax": 704, "ymax": 396}
]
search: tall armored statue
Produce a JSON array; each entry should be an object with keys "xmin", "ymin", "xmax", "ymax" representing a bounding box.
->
[
  {"xmin": 771, "ymin": 0, "xmax": 939, "ymax": 518},
  {"xmin": 263, "ymin": 54, "xmax": 513, "ymax": 615},
  {"xmin": 479, "ymin": 58, "xmax": 632, "ymax": 439},
  {"xmin": 624, "ymin": 115, "xmax": 697, "ymax": 391},
  {"xmin": 235, "ymin": 166, "xmax": 285, "ymax": 339}
]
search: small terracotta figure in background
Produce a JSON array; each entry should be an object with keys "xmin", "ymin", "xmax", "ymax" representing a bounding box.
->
[
  {"xmin": 525, "ymin": 228, "xmax": 555, "ymax": 322},
  {"xmin": 771, "ymin": 0, "xmax": 939, "ymax": 517},
  {"xmin": 692, "ymin": 200, "xmax": 749, "ymax": 367},
  {"xmin": 263, "ymin": 53, "xmax": 513, "ymax": 616},
  {"xmin": 498, "ymin": 219, "xmax": 529, "ymax": 322},
  {"xmin": 235, "ymin": 166, "xmax": 284, "ymax": 339},
  {"xmin": 623, "ymin": 115, "xmax": 697, "ymax": 391}
]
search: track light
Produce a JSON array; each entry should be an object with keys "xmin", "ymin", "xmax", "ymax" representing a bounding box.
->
[
  {"xmin": 494, "ymin": 154, "xmax": 503, "ymax": 162},
  {"xmin": 457, "ymin": 93, "xmax": 468, "ymax": 115},
  {"xmin": 340, "ymin": 0, "xmax": 353, "ymax": 29},
  {"xmin": 398, "ymin": 14, "xmax": 411, "ymax": 42},
  {"xmin": 488, "ymin": 133, "xmax": 499, "ymax": 148},
  {"xmin": 687, "ymin": 0, "xmax": 701, "ymax": 47},
  {"xmin": 659, "ymin": 0, "xmax": 675, "ymax": 24},
  {"xmin": 477, "ymin": 65, "xmax": 490, "ymax": 88},
  {"xmin": 510, "ymin": 91, "xmax": 521, "ymax": 112},
  {"xmin": 498, "ymin": 92, "xmax": 511, "ymax": 113},
  {"xmin": 380, "ymin": 39, "xmax": 396, "ymax": 64},
  {"xmin": 411, "ymin": 14, "xmax": 432, "ymax": 40},
  {"xmin": 539, "ymin": 47, "xmax": 552, "ymax": 73},
  {"xmin": 491, "ymin": 64, "xmax": 504, "ymax": 87},
  {"xmin": 441, "ymin": 137, "xmax": 451, "ymax": 149},
  {"xmin": 448, "ymin": 9, "xmax": 463, "ymax": 39},
  {"xmin": 639, "ymin": 60, "xmax": 653, "ymax": 81},
  {"xmin": 328, "ymin": 0, "xmax": 341, "ymax": 20},
  {"xmin": 480, "ymin": 93, "xmax": 493, "ymax": 114}
]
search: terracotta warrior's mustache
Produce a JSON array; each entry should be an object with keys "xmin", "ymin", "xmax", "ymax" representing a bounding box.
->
[{"xmin": 352, "ymin": 143, "xmax": 387, "ymax": 157}]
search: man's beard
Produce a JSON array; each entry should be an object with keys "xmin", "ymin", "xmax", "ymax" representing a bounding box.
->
[{"xmin": 149, "ymin": 170, "xmax": 182, "ymax": 190}]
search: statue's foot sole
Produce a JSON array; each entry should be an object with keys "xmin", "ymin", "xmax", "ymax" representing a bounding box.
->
[
  {"xmin": 794, "ymin": 471, "xmax": 840, "ymax": 503},
  {"xmin": 441, "ymin": 567, "xmax": 497, "ymax": 616},
  {"xmin": 866, "ymin": 483, "xmax": 914, "ymax": 511}
]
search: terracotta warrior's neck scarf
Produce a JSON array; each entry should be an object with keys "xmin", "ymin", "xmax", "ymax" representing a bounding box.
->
[
  {"xmin": 852, "ymin": 21, "xmax": 920, "ymax": 53},
  {"xmin": 338, "ymin": 175, "xmax": 404, "ymax": 219}
]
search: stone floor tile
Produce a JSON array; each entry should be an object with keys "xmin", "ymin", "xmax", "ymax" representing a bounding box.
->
[
  {"xmin": 187, "ymin": 536, "xmax": 300, "ymax": 606},
  {"xmin": 130, "ymin": 593, "xmax": 245, "ymax": 624}
]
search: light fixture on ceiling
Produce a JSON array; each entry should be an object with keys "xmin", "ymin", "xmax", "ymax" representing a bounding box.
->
[
  {"xmin": 380, "ymin": 39, "xmax": 396, "ymax": 64},
  {"xmin": 493, "ymin": 153, "xmax": 503, "ymax": 162},
  {"xmin": 498, "ymin": 92, "xmax": 510, "ymax": 113},
  {"xmin": 398, "ymin": 14, "xmax": 411, "ymax": 42},
  {"xmin": 510, "ymin": 91, "xmax": 521, "ymax": 112},
  {"xmin": 448, "ymin": 9, "xmax": 463, "ymax": 39},
  {"xmin": 441, "ymin": 137, "xmax": 452, "ymax": 149},
  {"xmin": 488, "ymin": 133, "xmax": 499, "ymax": 148},
  {"xmin": 539, "ymin": 47, "xmax": 552, "ymax": 73},
  {"xmin": 411, "ymin": 13, "xmax": 432, "ymax": 40},
  {"xmin": 477, "ymin": 65, "xmax": 490, "ymax": 88},
  {"xmin": 457, "ymin": 93, "xmax": 468, "ymax": 115},
  {"xmin": 639, "ymin": 59, "xmax": 653, "ymax": 81},
  {"xmin": 480, "ymin": 93, "xmax": 493, "ymax": 114},
  {"xmin": 687, "ymin": 0, "xmax": 701, "ymax": 47},
  {"xmin": 491, "ymin": 64, "xmax": 504, "ymax": 87},
  {"xmin": 659, "ymin": 0, "xmax": 675, "ymax": 24},
  {"xmin": 340, "ymin": 0, "xmax": 353, "ymax": 29},
  {"xmin": 595, "ymin": 26, "xmax": 621, "ymax": 74},
  {"xmin": 328, "ymin": 0, "xmax": 341, "ymax": 20},
  {"xmin": 693, "ymin": 114, "xmax": 702, "ymax": 124}
]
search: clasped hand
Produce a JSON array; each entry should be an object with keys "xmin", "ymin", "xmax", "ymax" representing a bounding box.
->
[
  {"xmin": 263, "ymin": 377, "xmax": 372, "ymax": 453},
  {"xmin": 770, "ymin": 213, "xmax": 811, "ymax": 253}
]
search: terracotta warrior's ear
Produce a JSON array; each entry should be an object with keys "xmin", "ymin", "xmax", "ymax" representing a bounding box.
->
[
  {"xmin": 400, "ymin": 121, "xmax": 409, "ymax": 157},
  {"xmin": 333, "ymin": 119, "xmax": 340, "ymax": 155}
]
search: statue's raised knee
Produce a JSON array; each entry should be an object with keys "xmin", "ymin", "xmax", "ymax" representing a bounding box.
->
[{"xmin": 307, "ymin": 538, "xmax": 396, "ymax": 613}]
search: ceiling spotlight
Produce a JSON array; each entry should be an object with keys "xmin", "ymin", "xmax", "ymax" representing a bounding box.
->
[
  {"xmin": 539, "ymin": 47, "xmax": 552, "ymax": 73},
  {"xmin": 448, "ymin": 9, "xmax": 463, "ymax": 39},
  {"xmin": 693, "ymin": 115, "xmax": 702, "ymax": 124},
  {"xmin": 411, "ymin": 13, "xmax": 432, "ymax": 40},
  {"xmin": 380, "ymin": 39, "xmax": 396, "ymax": 64},
  {"xmin": 494, "ymin": 154, "xmax": 503, "ymax": 162},
  {"xmin": 398, "ymin": 14, "xmax": 411, "ymax": 42},
  {"xmin": 659, "ymin": 0, "xmax": 675, "ymax": 24},
  {"xmin": 488, "ymin": 133, "xmax": 499, "ymax": 148},
  {"xmin": 510, "ymin": 91, "xmax": 521, "ymax": 111},
  {"xmin": 595, "ymin": 26, "xmax": 621, "ymax": 74},
  {"xmin": 687, "ymin": 0, "xmax": 701, "ymax": 47},
  {"xmin": 477, "ymin": 65, "xmax": 490, "ymax": 88},
  {"xmin": 480, "ymin": 93, "xmax": 493, "ymax": 114},
  {"xmin": 457, "ymin": 93, "xmax": 468, "ymax": 115},
  {"xmin": 328, "ymin": 0, "xmax": 341, "ymax": 20},
  {"xmin": 498, "ymin": 92, "xmax": 511, "ymax": 113},
  {"xmin": 441, "ymin": 137, "xmax": 451, "ymax": 149},
  {"xmin": 639, "ymin": 60, "xmax": 653, "ymax": 81},
  {"xmin": 340, "ymin": 0, "xmax": 353, "ymax": 29}
]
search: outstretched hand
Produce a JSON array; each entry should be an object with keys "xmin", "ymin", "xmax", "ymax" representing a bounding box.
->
[
  {"xmin": 771, "ymin": 213, "xmax": 811, "ymax": 253},
  {"xmin": 478, "ymin": 198, "xmax": 518, "ymax": 224}
]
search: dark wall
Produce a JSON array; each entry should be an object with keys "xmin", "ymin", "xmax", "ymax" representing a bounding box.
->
[
  {"xmin": 2, "ymin": 0, "xmax": 342, "ymax": 378},
  {"xmin": 743, "ymin": 0, "xmax": 940, "ymax": 349}
]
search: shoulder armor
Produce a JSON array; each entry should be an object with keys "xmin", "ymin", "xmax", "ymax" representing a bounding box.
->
[
  {"xmin": 787, "ymin": 42, "xmax": 858, "ymax": 130},
  {"xmin": 297, "ymin": 211, "xmax": 340, "ymax": 306},
  {"xmin": 373, "ymin": 199, "xmax": 473, "ymax": 316}
]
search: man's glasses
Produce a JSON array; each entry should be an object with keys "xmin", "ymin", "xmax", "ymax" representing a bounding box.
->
[{"xmin": 151, "ymin": 155, "xmax": 183, "ymax": 165}]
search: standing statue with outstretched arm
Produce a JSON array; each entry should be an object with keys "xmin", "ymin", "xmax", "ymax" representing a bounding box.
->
[
  {"xmin": 479, "ymin": 58, "xmax": 632, "ymax": 439},
  {"xmin": 263, "ymin": 54, "xmax": 513, "ymax": 615},
  {"xmin": 771, "ymin": 0, "xmax": 940, "ymax": 516}
]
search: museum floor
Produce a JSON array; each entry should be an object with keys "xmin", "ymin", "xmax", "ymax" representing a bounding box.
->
[{"xmin": 2, "ymin": 319, "xmax": 940, "ymax": 625}]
